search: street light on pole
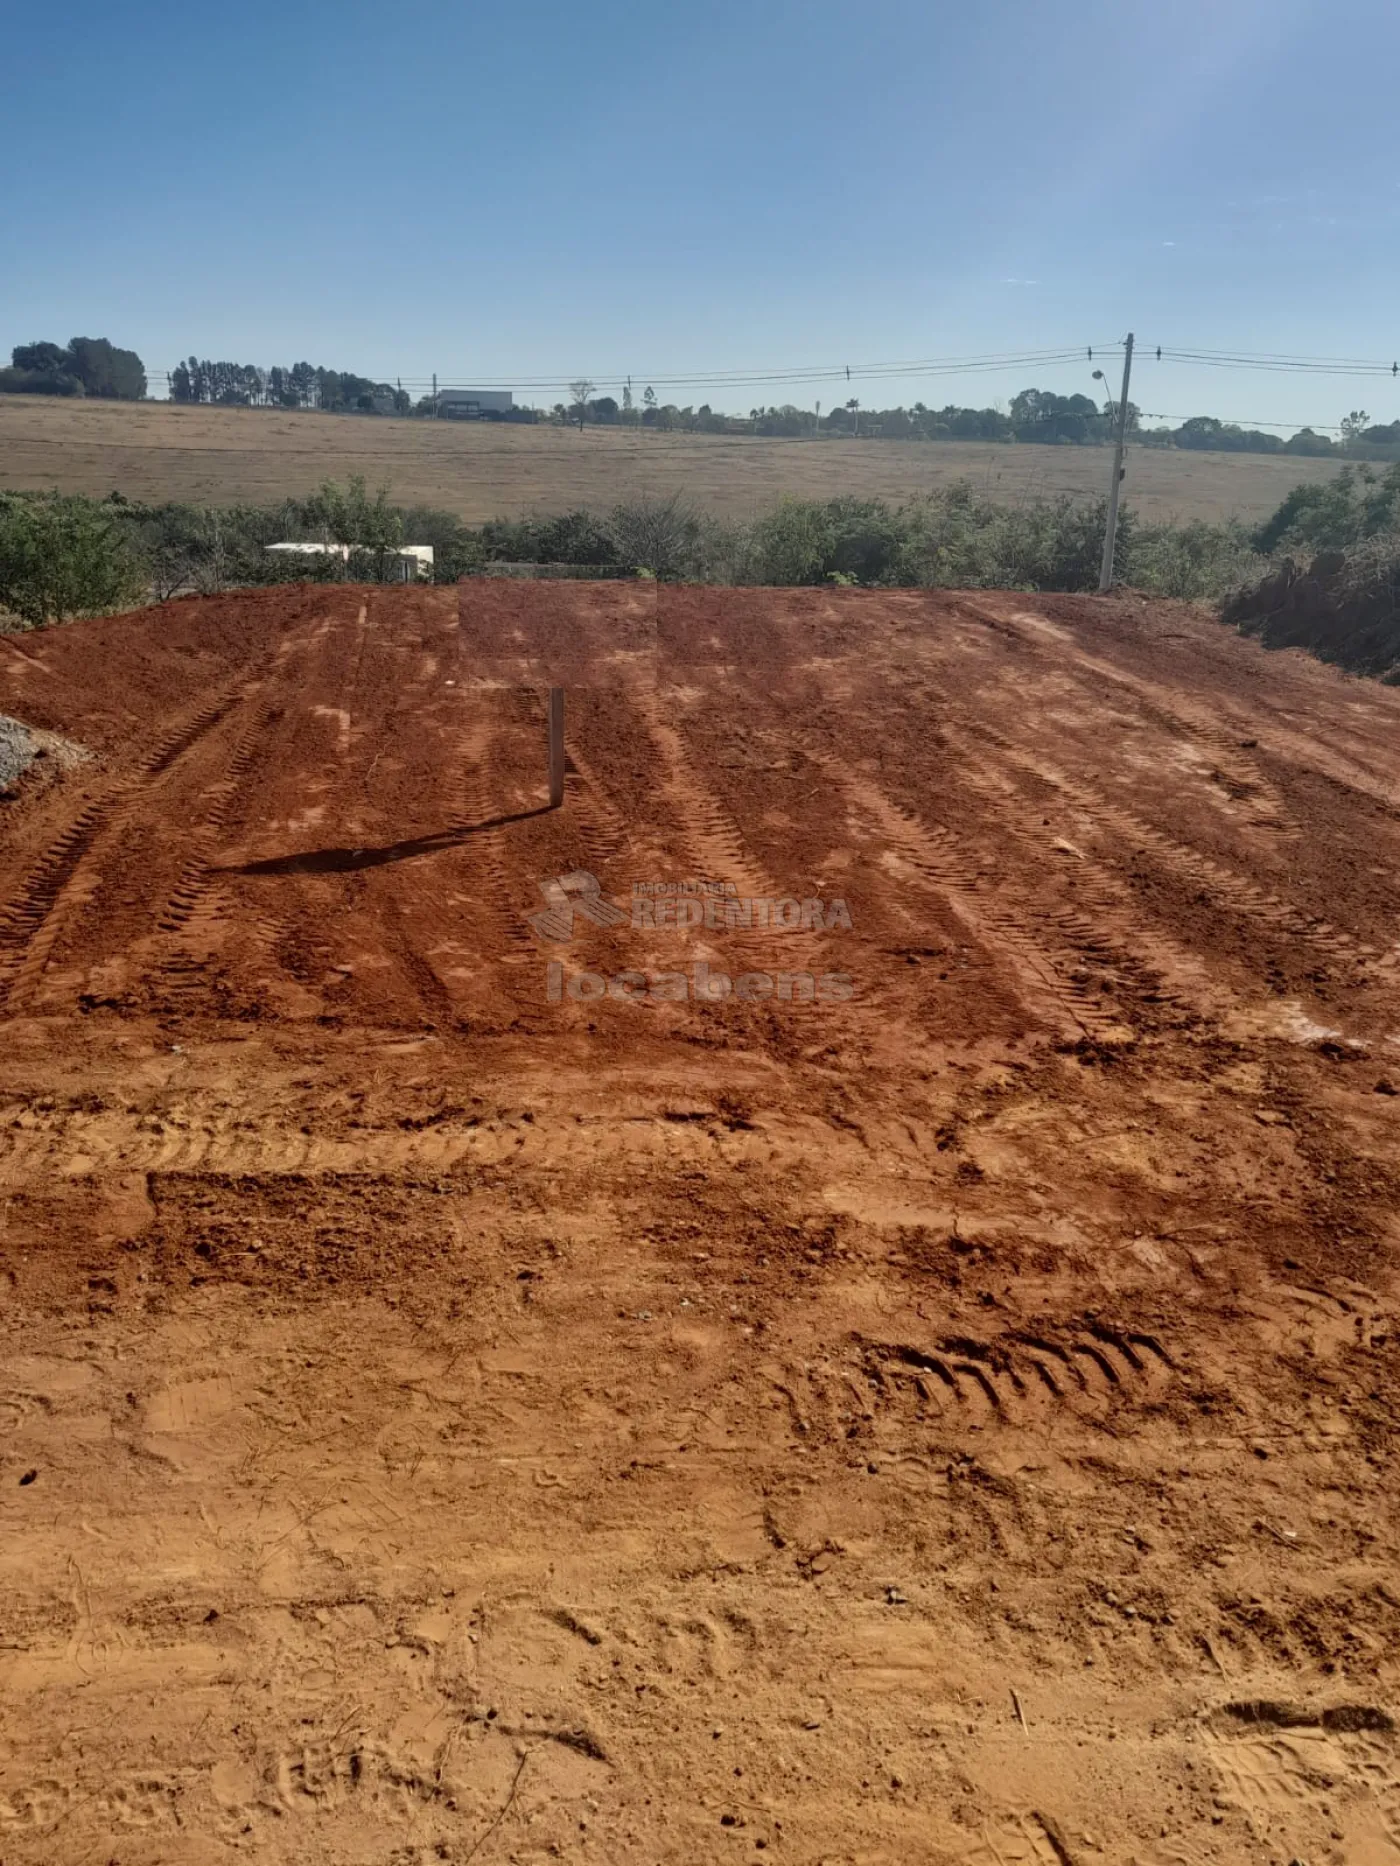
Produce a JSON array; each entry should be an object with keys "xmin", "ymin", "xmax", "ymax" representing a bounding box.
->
[{"xmin": 1096, "ymin": 335, "xmax": 1134, "ymax": 594}]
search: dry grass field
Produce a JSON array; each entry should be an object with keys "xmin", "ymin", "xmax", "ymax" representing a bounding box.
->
[{"xmin": 0, "ymin": 392, "xmax": 1348, "ymax": 525}]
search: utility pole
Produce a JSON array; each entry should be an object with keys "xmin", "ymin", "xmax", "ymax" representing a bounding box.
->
[
  {"xmin": 432, "ymin": 371, "xmax": 438, "ymax": 417},
  {"xmin": 1099, "ymin": 332, "xmax": 1134, "ymax": 593}
]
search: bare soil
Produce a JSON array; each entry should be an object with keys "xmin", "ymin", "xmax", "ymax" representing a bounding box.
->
[
  {"xmin": 1, "ymin": 584, "xmax": 1399, "ymax": 1865},
  {"xmin": 0, "ymin": 393, "xmax": 1349, "ymax": 524}
]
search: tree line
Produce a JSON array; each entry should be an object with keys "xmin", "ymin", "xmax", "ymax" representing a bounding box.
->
[
  {"xmin": 0, "ymin": 338, "xmax": 146, "ymax": 400},
  {"xmin": 4, "ymin": 334, "xmax": 1397, "ymax": 460},
  {"xmin": 169, "ymin": 358, "xmax": 412, "ymax": 414},
  {"xmin": 566, "ymin": 387, "xmax": 1394, "ymax": 458}
]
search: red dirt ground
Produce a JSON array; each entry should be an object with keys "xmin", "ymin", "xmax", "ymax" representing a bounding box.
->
[{"xmin": 1, "ymin": 582, "xmax": 1399, "ymax": 1865}]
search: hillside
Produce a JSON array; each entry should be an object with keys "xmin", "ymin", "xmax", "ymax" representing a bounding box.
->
[{"xmin": 1, "ymin": 583, "xmax": 1398, "ymax": 1864}]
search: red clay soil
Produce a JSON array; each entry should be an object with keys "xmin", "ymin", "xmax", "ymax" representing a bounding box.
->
[{"xmin": 1, "ymin": 582, "xmax": 1399, "ymax": 1865}]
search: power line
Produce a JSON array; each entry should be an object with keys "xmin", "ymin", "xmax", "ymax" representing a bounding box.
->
[
  {"xmin": 135, "ymin": 337, "xmax": 1400, "ymax": 427},
  {"xmin": 1148, "ymin": 345, "xmax": 1400, "ymax": 378},
  {"xmin": 142, "ymin": 341, "xmax": 1400, "ymax": 392},
  {"xmin": 1137, "ymin": 412, "xmax": 1366, "ymax": 433},
  {"xmin": 141, "ymin": 346, "xmax": 1110, "ymax": 397}
]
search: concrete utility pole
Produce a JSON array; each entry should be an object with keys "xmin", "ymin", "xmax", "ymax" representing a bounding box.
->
[
  {"xmin": 1099, "ymin": 333, "xmax": 1134, "ymax": 593},
  {"xmin": 432, "ymin": 372, "xmax": 438, "ymax": 416},
  {"xmin": 547, "ymin": 688, "xmax": 565, "ymax": 809}
]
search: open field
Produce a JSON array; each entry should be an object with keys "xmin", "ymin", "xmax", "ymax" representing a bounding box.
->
[
  {"xmin": 3, "ymin": 584, "xmax": 1400, "ymax": 1863},
  {"xmin": 0, "ymin": 392, "xmax": 1351, "ymax": 525}
]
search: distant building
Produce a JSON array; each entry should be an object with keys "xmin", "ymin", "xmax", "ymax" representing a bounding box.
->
[
  {"xmin": 436, "ymin": 388, "xmax": 513, "ymax": 419},
  {"xmin": 265, "ymin": 541, "xmax": 351, "ymax": 563},
  {"xmin": 387, "ymin": 545, "xmax": 434, "ymax": 582},
  {"xmin": 265, "ymin": 542, "xmax": 434, "ymax": 582}
]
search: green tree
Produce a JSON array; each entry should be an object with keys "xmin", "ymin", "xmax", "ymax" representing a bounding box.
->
[
  {"xmin": 1010, "ymin": 389, "xmax": 1101, "ymax": 444},
  {"xmin": 0, "ymin": 493, "xmax": 147, "ymax": 626},
  {"xmin": 1252, "ymin": 463, "xmax": 1400, "ymax": 554},
  {"xmin": 607, "ymin": 494, "xmax": 705, "ymax": 578},
  {"xmin": 1282, "ymin": 427, "xmax": 1336, "ymax": 457},
  {"xmin": 300, "ymin": 477, "xmax": 404, "ymax": 576},
  {"xmin": 4, "ymin": 339, "xmax": 91, "ymax": 397},
  {"xmin": 568, "ymin": 380, "xmax": 595, "ymax": 429},
  {"xmin": 65, "ymin": 337, "xmax": 147, "ymax": 399},
  {"xmin": 12, "ymin": 341, "xmax": 70, "ymax": 374},
  {"xmin": 747, "ymin": 500, "xmax": 837, "ymax": 583}
]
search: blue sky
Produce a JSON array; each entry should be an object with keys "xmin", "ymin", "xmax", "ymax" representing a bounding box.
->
[{"xmin": 4, "ymin": 0, "xmax": 1399, "ymax": 430}]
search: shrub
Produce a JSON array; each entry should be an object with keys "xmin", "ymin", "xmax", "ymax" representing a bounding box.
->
[
  {"xmin": 480, "ymin": 510, "xmax": 620, "ymax": 566},
  {"xmin": 392, "ymin": 502, "xmax": 485, "ymax": 579},
  {"xmin": 607, "ymin": 494, "xmax": 709, "ymax": 579},
  {"xmin": 1124, "ymin": 519, "xmax": 1268, "ymax": 601},
  {"xmin": 1251, "ymin": 463, "xmax": 1400, "ymax": 555},
  {"xmin": 0, "ymin": 493, "xmax": 148, "ymax": 626},
  {"xmin": 745, "ymin": 499, "xmax": 838, "ymax": 584},
  {"xmin": 123, "ymin": 500, "xmax": 294, "ymax": 596}
]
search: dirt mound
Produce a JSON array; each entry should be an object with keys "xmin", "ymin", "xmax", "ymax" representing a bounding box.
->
[
  {"xmin": 1223, "ymin": 543, "xmax": 1400, "ymax": 677},
  {"xmin": 3, "ymin": 582, "xmax": 1400, "ymax": 1865}
]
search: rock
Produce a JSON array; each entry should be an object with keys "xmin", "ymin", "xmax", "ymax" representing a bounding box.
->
[{"xmin": 0, "ymin": 714, "xmax": 91, "ymax": 790}]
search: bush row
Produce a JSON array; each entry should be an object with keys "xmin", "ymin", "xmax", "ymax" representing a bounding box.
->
[{"xmin": 1, "ymin": 478, "xmax": 1277, "ymax": 629}]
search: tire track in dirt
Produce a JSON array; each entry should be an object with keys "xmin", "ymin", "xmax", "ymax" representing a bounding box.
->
[
  {"xmin": 156, "ymin": 699, "xmax": 278, "ymax": 940},
  {"xmin": 377, "ymin": 889, "xmax": 461, "ymax": 1030},
  {"xmin": 811, "ymin": 758, "xmax": 1120, "ymax": 1041},
  {"xmin": 226, "ymin": 599, "xmax": 376, "ymax": 1008},
  {"xmin": 143, "ymin": 697, "xmax": 288, "ymax": 1019},
  {"xmin": 980, "ymin": 602, "xmax": 1299, "ymax": 833},
  {"xmin": 451, "ymin": 694, "xmax": 543, "ymax": 985},
  {"xmin": 910, "ymin": 736, "xmax": 1229, "ymax": 1024},
  {"xmin": 967, "ymin": 602, "xmax": 1400, "ymax": 953},
  {"xmin": 558, "ymin": 738, "xmax": 632, "ymax": 877},
  {"xmin": 723, "ymin": 680, "xmax": 1226, "ymax": 1031},
  {"xmin": 951, "ymin": 720, "xmax": 1400, "ymax": 981},
  {"xmin": 0, "ymin": 1095, "xmax": 864, "ymax": 1182},
  {"xmin": 859, "ymin": 1319, "xmax": 1177, "ymax": 1434},
  {"xmin": 628, "ymin": 689, "xmax": 851, "ymax": 996},
  {"xmin": 84, "ymin": 606, "xmax": 356, "ymax": 1018},
  {"xmin": 638, "ymin": 695, "xmax": 786, "ymax": 898},
  {"xmin": 655, "ymin": 695, "xmax": 1036, "ymax": 1040},
  {"xmin": 0, "ymin": 676, "xmax": 268, "ymax": 1010},
  {"xmin": 343, "ymin": 592, "xmax": 479, "ymax": 1029}
]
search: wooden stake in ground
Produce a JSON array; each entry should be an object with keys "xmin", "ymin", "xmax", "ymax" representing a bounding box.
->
[{"xmin": 548, "ymin": 686, "xmax": 565, "ymax": 808}]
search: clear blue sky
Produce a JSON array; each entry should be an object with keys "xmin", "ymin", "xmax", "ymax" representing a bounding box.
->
[{"xmin": 4, "ymin": 0, "xmax": 1399, "ymax": 431}]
